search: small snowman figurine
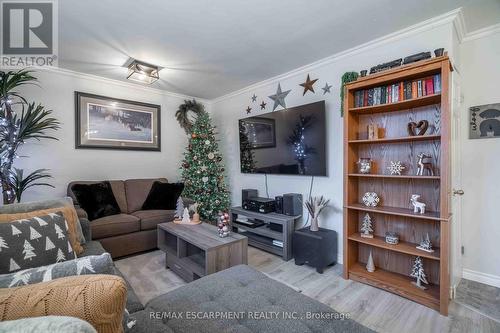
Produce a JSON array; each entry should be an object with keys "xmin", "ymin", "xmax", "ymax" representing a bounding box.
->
[{"xmin": 217, "ymin": 211, "xmax": 230, "ymax": 237}]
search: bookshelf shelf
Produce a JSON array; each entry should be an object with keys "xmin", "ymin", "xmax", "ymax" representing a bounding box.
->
[
  {"xmin": 348, "ymin": 134, "xmax": 441, "ymax": 144},
  {"xmin": 343, "ymin": 55, "xmax": 452, "ymax": 315},
  {"xmin": 348, "ymin": 233, "xmax": 441, "ymax": 261},
  {"xmin": 349, "ymin": 94, "xmax": 441, "ymax": 114}
]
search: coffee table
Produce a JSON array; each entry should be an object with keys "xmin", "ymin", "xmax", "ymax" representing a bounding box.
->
[{"xmin": 157, "ymin": 222, "xmax": 248, "ymax": 282}]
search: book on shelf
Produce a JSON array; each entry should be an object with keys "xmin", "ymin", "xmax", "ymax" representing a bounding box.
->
[
  {"xmin": 380, "ymin": 86, "xmax": 387, "ymax": 104},
  {"xmin": 399, "ymin": 82, "xmax": 404, "ymax": 101},
  {"xmin": 387, "ymin": 85, "xmax": 392, "ymax": 103},
  {"xmin": 417, "ymin": 80, "xmax": 423, "ymax": 97},
  {"xmin": 411, "ymin": 81, "xmax": 418, "ymax": 99},
  {"xmin": 434, "ymin": 74, "xmax": 441, "ymax": 93},
  {"xmin": 367, "ymin": 88, "xmax": 374, "ymax": 106},
  {"xmin": 425, "ymin": 78, "xmax": 434, "ymax": 95},
  {"xmin": 363, "ymin": 90, "xmax": 368, "ymax": 106}
]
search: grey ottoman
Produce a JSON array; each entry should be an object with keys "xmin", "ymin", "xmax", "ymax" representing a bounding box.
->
[{"xmin": 130, "ymin": 265, "xmax": 372, "ymax": 333}]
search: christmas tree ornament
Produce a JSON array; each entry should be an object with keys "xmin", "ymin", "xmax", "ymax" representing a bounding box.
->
[
  {"xmin": 217, "ymin": 212, "xmax": 230, "ymax": 237},
  {"xmin": 299, "ymin": 74, "xmax": 319, "ymax": 95},
  {"xmin": 322, "ymin": 82, "xmax": 332, "ymax": 95},
  {"xmin": 208, "ymin": 152, "xmax": 215, "ymax": 160},
  {"xmin": 388, "ymin": 161, "xmax": 405, "ymax": 175},
  {"xmin": 416, "ymin": 233, "xmax": 434, "ymax": 252},
  {"xmin": 205, "ymin": 140, "xmax": 210, "ymax": 145},
  {"xmin": 410, "ymin": 256, "xmax": 429, "ymax": 290},
  {"xmin": 366, "ymin": 251, "xmax": 375, "ymax": 272},
  {"xmin": 268, "ymin": 83, "xmax": 291, "ymax": 111},
  {"xmin": 410, "ymin": 194, "xmax": 426, "ymax": 214},
  {"xmin": 202, "ymin": 177, "xmax": 209, "ymax": 183},
  {"xmin": 175, "ymin": 99, "xmax": 205, "ymax": 134},
  {"xmin": 360, "ymin": 213, "xmax": 374, "ymax": 238},
  {"xmin": 191, "ymin": 133, "xmax": 197, "ymax": 139},
  {"xmin": 200, "ymin": 165, "xmax": 208, "ymax": 171},
  {"xmin": 362, "ymin": 192, "xmax": 380, "ymax": 207}
]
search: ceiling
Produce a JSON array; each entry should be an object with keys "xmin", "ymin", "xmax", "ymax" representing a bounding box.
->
[{"xmin": 59, "ymin": 0, "xmax": 500, "ymax": 99}]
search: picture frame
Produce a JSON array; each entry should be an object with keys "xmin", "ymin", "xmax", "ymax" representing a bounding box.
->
[
  {"xmin": 239, "ymin": 117, "xmax": 276, "ymax": 149},
  {"xmin": 75, "ymin": 92, "xmax": 161, "ymax": 151},
  {"xmin": 469, "ymin": 102, "xmax": 500, "ymax": 139}
]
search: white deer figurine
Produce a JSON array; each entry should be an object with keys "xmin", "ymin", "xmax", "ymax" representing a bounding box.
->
[{"xmin": 410, "ymin": 194, "xmax": 426, "ymax": 214}]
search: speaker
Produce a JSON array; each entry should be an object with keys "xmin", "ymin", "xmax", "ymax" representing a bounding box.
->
[
  {"xmin": 275, "ymin": 196, "xmax": 283, "ymax": 214},
  {"xmin": 242, "ymin": 189, "xmax": 258, "ymax": 203},
  {"xmin": 283, "ymin": 193, "xmax": 303, "ymax": 216}
]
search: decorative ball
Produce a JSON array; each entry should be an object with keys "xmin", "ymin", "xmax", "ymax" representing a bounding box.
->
[
  {"xmin": 222, "ymin": 226, "xmax": 228, "ymax": 232},
  {"xmin": 205, "ymin": 140, "xmax": 210, "ymax": 145},
  {"xmin": 208, "ymin": 152, "xmax": 215, "ymax": 160},
  {"xmin": 202, "ymin": 176, "xmax": 209, "ymax": 183},
  {"xmin": 193, "ymin": 156, "xmax": 198, "ymax": 160},
  {"xmin": 191, "ymin": 133, "xmax": 197, "ymax": 139},
  {"xmin": 224, "ymin": 213, "xmax": 229, "ymax": 218}
]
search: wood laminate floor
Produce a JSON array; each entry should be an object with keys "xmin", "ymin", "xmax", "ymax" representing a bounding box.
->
[{"xmin": 116, "ymin": 247, "xmax": 500, "ymax": 333}]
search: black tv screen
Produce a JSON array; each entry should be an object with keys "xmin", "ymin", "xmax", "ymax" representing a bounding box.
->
[{"xmin": 239, "ymin": 101, "xmax": 327, "ymax": 176}]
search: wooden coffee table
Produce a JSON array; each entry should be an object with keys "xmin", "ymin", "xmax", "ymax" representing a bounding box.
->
[{"xmin": 157, "ymin": 222, "xmax": 248, "ymax": 282}]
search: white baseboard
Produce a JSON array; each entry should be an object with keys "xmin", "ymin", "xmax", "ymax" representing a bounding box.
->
[{"xmin": 462, "ymin": 269, "xmax": 500, "ymax": 288}]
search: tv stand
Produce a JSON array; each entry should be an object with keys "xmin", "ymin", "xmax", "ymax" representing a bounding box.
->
[{"xmin": 230, "ymin": 207, "xmax": 301, "ymax": 261}]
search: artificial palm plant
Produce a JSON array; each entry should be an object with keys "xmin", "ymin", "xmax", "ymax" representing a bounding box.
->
[{"xmin": 0, "ymin": 69, "xmax": 59, "ymax": 204}]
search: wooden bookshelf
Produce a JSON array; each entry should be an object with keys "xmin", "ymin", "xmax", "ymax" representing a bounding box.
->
[{"xmin": 343, "ymin": 56, "xmax": 452, "ymax": 315}]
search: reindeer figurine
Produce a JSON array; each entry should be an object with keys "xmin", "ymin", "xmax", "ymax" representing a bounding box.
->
[
  {"xmin": 410, "ymin": 194, "xmax": 426, "ymax": 214},
  {"xmin": 416, "ymin": 153, "xmax": 434, "ymax": 176}
]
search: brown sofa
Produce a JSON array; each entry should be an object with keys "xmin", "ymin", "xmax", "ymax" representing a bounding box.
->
[{"xmin": 68, "ymin": 178, "xmax": 181, "ymax": 258}]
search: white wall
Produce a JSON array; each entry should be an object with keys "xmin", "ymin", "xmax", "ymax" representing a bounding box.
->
[
  {"xmin": 460, "ymin": 29, "xmax": 500, "ymax": 286},
  {"xmin": 11, "ymin": 69, "xmax": 206, "ymax": 202},
  {"xmin": 212, "ymin": 21, "xmax": 455, "ymax": 264}
]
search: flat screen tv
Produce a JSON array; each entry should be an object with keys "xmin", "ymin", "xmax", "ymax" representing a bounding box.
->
[{"xmin": 239, "ymin": 101, "xmax": 327, "ymax": 176}]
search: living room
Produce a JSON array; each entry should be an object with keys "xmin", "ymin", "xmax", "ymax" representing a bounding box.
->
[{"xmin": 0, "ymin": 1, "xmax": 499, "ymax": 332}]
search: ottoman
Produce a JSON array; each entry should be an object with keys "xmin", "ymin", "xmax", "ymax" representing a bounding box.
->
[{"xmin": 130, "ymin": 265, "xmax": 372, "ymax": 333}]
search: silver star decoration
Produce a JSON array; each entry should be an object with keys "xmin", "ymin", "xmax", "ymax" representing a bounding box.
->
[
  {"xmin": 268, "ymin": 83, "xmax": 291, "ymax": 111},
  {"xmin": 251, "ymin": 94, "xmax": 257, "ymax": 102},
  {"xmin": 322, "ymin": 82, "xmax": 332, "ymax": 95}
]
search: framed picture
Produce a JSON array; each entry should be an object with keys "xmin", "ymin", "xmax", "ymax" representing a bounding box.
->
[
  {"xmin": 75, "ymin": 92, "xmax": 161, "ymax": 151},
  {"xmin": 239, "ymin": 117, "xmax": 276, "ymax": 149},
  {"xmin": 469, "ymin": 102, "xmax": 500, "ymax": 139}
]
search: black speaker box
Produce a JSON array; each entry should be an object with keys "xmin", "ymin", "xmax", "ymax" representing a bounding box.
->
[
  {"xmin": 275, "ymin": 196, "xmax": 283, "ymax": 214},
  {"xmin": 283, "ymin": 193, "xmax": 303, "ymax": 216},
  {"xmin": 242, "ymin": 189, "xmax": 258, "ymax": 203}
]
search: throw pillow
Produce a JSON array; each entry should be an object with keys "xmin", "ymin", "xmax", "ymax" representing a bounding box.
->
[
  {"xmin": 0, "ymin": 205, "xmax": 84, "ymax": 255},
  {"xmin": 142, "ymin": 181, "xmax": 184, "ymax": 210},
  {"xmin": 0, "ymin": 253, "xmax": 113, "ymax": 288},
  {"xmin": 0, "ymin": 316, "xmax": 97, "ymax": 333},
  {"xmin": 0, "ymin": 274, "xmax": 127, "ymax": 333},
  {"xmin": 71, "ymin": 181, "xmax": 121, "ymax": 220},
  {"xmin": 0, "ymin": 197, "xmax": 86, "ymax": 244},
  {"xmin": 0, "ymin": 212, "xmax": 76, "ymax": 274}
]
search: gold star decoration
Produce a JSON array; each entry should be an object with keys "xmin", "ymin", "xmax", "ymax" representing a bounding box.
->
[
  {"xmin": 260, "ymin": 101, "xmax": 267, "ymax": 110},
  {"xmin": 299, "ymin": 74, "xmax": 318, "ymax": 95},
  {"xmin": 246, "ymin": 106, "xmax": 252, "ymax": 114}
]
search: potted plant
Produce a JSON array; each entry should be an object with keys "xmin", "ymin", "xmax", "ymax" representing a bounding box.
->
[{"xmin": 304, "ymin": 196, "xmax": 329, "ymax": 232}]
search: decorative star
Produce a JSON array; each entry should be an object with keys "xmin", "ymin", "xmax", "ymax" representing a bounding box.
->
[
  {"xmin": 246, "ymin": 106, "xmax": 252, "ymax": 114},
  {"xmin": 299, "ymin": 74, "xmax": 318, "ymax": 95},
  {"xmin": 322, "ymin": 82, "xmax": 332, "ymax": 95},
  {"xmin": 260, "ymin": 101, "xmax": 267, "ymax": 110},
  {"xmin": 268, "ymin": 83, "xmax": 291, "ymax": 111},
  {"xmin": 251, "ymin": 94, "xmax": 257, "ymax": 102}
]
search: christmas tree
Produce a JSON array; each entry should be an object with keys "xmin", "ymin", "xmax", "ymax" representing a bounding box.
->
[
  {"xmin": 360, "ymin": 213, "xmax": 374, "ymax": 238},
  {"xmin": 22, "ymin": 240, "xmax": 36, "ymax": 260},
  {"xmin": 410, "ymin": 256, "xmax": 429, "ymax": 289},
  {"xmin": 239, "ymin": 121, "xmax": 256, "ymax": 173},
  {"xmin": 181, "ymin": 111, "xmax": 230, "ymax": 223}
]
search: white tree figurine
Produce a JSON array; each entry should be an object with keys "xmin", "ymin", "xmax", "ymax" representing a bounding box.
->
[
  {"xmin": 22, "ymin": 240, "xmax": 36, "ymax": 260},
  {"xmin": 181, "ymin": 208, "xmax": 191, "ymax": 224},
  {"xmin": 416, "ymin": 233, "xmax": 434, "ymax": 253},
  {"xmin": 175, "ymin": 197, "xmax": 184, "ymax": 220},
  {"xmin": 410, "ymin": 256, "xmax": 429, "ymax": 289},
  {"xmin": 360, "ymin": 213, "xmax": 374, "ymax": 238},
  {"xmin": 366, "ymin": 251, "xmax": 375, "ymax": 272}
]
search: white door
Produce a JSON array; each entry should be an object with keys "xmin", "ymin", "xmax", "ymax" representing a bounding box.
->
[{"xmin": 450, "ymin": 69, "xmax": 464, "ymax": 296}]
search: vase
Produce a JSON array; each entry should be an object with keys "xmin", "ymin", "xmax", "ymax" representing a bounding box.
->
[{"xmin": 310, "ymin": 216, "xmax": 319, "ymax": 232}]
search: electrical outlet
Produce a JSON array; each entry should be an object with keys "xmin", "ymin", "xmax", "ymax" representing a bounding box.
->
[{"xmin": 461, "ymin": 246, "xmax": 464, "ymax": 255}]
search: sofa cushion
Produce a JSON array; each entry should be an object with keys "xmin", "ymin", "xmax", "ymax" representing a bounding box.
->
[
  {"xmin": 0, "ymin": 212, "xmax": 76, "ymax": 274},
  {"xmin": 0, "ymin": 316, "xmax": 97, "ymax": 333},
  {"xmin": 132, "ymin": 210, "xmax": 175, "ymax": 230},
  {"xmin": 142, "ymin": 182, "xmax": 184, "ymax": 210},
  {"xmin": 0, "ymin": 253, "xmax": 113, "ymax": 288},
  {"xmin": 91, "ymin": 214, "xmax": 140, "ymax": 239},
  {"xmin": 71, "ymin": 181, "xmax": 121, "ymax": 221},
  {"xmin": 69, "ymin": 180, "xmax": 128, "ymax": 213},
  {"xmin": 0, "ymin": 205, "xmax": 84, "ymax": 255},
  {"xmin": 0, "ymin": 274, "xmax": 127, "ymax": 333},
  {"xmin": 125, "ymin": 178, "xmax": 167, "ymax": 213},
  {"xmin": 0, "ymin": 197, "xmax": 86, "ymax": 245}
]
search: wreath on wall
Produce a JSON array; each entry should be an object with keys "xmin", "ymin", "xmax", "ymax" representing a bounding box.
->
[{"xmin": 176, "ymin": 99, "xmax": 205, "ymax": 134}]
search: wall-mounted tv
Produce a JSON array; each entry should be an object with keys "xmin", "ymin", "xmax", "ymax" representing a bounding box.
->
[{"xmin": 239, "ymin": 101, "xmax": 327, "ymax": 176}]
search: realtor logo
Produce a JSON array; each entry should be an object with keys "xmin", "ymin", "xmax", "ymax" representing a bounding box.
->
[{"xmin": 1, "ymin": 0, "xmax": 58, "ymax": 67}]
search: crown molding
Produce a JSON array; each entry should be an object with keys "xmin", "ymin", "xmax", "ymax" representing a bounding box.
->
[
  {"xmin": 33, "ymin": 66, "xmax": 210, "ymax": 103},
  {"xmin": 462, "ymin": 22, "xmax": 500, "ymax": 42},
  {"xmin": 452, "ymin": 8, "xmax": 467, "ymax": 43},
  {"xmin": 211, "ymin": 8, "xmax": 462, "ymax": 104}
]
